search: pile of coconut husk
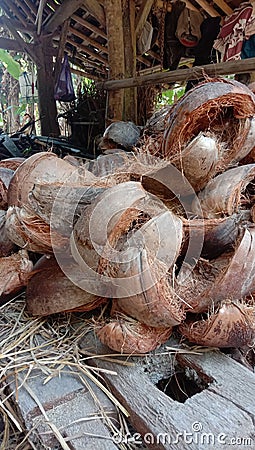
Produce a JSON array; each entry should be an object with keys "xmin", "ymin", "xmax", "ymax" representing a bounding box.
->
[{"xmin": 1, "ymin": 78, "xmax": 255, "ymax": 355}]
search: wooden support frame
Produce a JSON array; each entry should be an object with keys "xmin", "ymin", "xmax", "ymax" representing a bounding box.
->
[
  {"xmin": 135, "ymin": 0, "xmax": 154, "ymax": 39},
  {"xmin": 66, "ymin": 37, "xmax": 108, "ymax": 65},
  {"xmin": 1, "ymin": 16, "xmax": 39, "ymax": 64},
  {"xmin": 123, "ymin": 0, "xmax": 137, "ymax": 122},
  {"xmin": 1, "ymin": 0, "xmax": 28, "ymax": 28},
  {"xmin": 69, "ymin": 25, "xmax": 108, "ymax": 54},
  {"xmin": 73, "ymin": 13, "xmax": 107, "ymax": 40},
  {"xmin": 54, "ymin": 19, "xmax": 70, "ymax": 81},
  {"xmin": 44, "ymin": 0, "xmax": 85, "ymax": 33},
  {"xmin": 97, "ymin": 58, "xmax": 255, "ymax": 90}
]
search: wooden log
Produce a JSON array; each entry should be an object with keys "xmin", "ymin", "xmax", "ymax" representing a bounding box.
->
[
  {"xmin": 123, "ymin": 0, "xmax": 137, "ymax": 122},
  {"xmin": 54, "ymin": 19, "xmax": 69, "ymax": 81},
  {"xmin": 97, "ymin": 57, "xmax": 255, "ymax": 90},
  {"xmin": 44, "ymin": 0, "xmax": 85, "ymax": 33},
  {"xmin": 105, "ymin": 0, "xmax": 125, "ymax": 123}
]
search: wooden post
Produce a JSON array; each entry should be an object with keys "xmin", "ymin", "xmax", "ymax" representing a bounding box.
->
[
  {"xmin": 36, "ymin": 37, "xmax": 60, "ymax": 136},
  {"xmin": 105, "ymin": 0, "xmax": 125, "ymax": 124},
  {"xmin": 122, "ymin": 0, "xmax": 137, "ymax": 123}
]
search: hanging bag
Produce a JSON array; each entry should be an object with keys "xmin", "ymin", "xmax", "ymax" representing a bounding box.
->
[
  {"xmin": 176, "ymin": 8, "xmax": 203, "ymax": 47},
  {"xmin": 54, "ymin": 54, "xmax": 75, "ymax": 102}
]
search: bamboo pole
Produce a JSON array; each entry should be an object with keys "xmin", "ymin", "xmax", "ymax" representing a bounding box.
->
[{"xmin": 97, "ymin": 58, "xmax": 255, "ymax": 90}]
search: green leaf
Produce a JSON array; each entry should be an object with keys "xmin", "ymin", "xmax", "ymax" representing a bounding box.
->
[{"xmin": 0, "ymin": 49, "xmax": 21, "ymax": 79}]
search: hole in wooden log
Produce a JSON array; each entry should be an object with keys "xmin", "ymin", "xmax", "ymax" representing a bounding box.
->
[{"xmin": 156, "ymin": 366, "xmax": 210, "ymax": 403}]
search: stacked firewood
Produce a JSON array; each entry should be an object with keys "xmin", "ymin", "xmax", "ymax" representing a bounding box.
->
[{"xmin": 1, "ymin": 78, "xmax": 255, "ymax": 354}]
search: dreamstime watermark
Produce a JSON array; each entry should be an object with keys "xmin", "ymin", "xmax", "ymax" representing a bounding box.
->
[
  {"xmin": 48, "ymin": 157, "xmax": 205, "ymax": 297},
  {"xmin": 112, "ymin": 422, "xmax": 253, "ymax": 447}
]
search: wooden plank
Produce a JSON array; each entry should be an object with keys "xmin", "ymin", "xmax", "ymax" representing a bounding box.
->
[
  {"xmin": 193, "ymin": 0, "xmax": 220, "ymax": 17},
  {"xmin": 73, "ymin": 13, "xmax": 107, "ymax": 39},
  {"xmin": 80, "ymin": 333, "xmax": 255, "ymax": 449},
  {"xmin": 97, "ymin": 57, "xmax": 255, "ymax": 90},
  {"xmin": 15, "ymin": 0, "xmax": 36, "ymax": 22},
  {"xmin": 45, "ymin": 0, "xmax": 85, "ymax": 33},
  {"xmin": 36, "ymin": 0, "xmax": 47, "ymax": 35},
  {"xmin": 82, "ymin": 0, "xmax": 106, "ymax": 28},
  {"xmin": 105, "ymin": 0, "xmax": 125, "ymax": 123},
  {"xmin": 213, "ymin": 0, "xmax": 233, "ymax": 15},
  {"xmin": 71, "ymin": 67, "xmax": 102, "ymax": 81},
  {"xmin": 69, "ymin": 25, "xmax": 108, "ymax": 54},
  {"xmin": 135, "ymin": 0, "xmax": 154, "ymax": 39},
  {"xmin": 0, "ymin": 16, "xmax": 35, "ymax": 34},
  {"xmin": 66, "ymin": 37, "xmax": 108, "ymax": 65}
]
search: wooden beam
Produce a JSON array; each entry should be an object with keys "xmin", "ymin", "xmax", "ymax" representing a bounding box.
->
[
  {"xmin": 54, "ymin": 20, "xmax": 70, "ymax": 81},
  {"xmin": 70, "ymin": 67, "xmax": 101, "ymax": 81},
  {"xmin": 193, "ymin": 0, "xmax": 220, "ymax": 17},
  {"xmin": 213, "ymin": 0, "xmax": 233, "ymax": 15},
  {"xmin": 135, "ymin": 0, "xmax": 154, "ymax": 39},
  {"xmin": 69, "ymin": 25, "xmax": 108, "ymax": 54},
  {"xmin": 16, "ymin": 0, "xmax": 36, "ymax": 22},
  {"xmin": 1, "ymin": 0, "xmax": 28, "ymax": 28},
  {"xmin": 97, "ymin": 58, "xmax": 255, "ymax": 90},
  {"xmin": 0, "ymin": 37, "xmax": 25, "ymax": 52},
  {"xmin": 105, "ymin": 0, "xmax": 125, "ymax": 123},
  {"xmin": 66, "ymin": 37, "xmax": 108, "ymax": 65},
  {"xmin": 0, "ymin": 16, "xmax": 35, "ymax": 34},
  {"xmin": 73, "ymin": 13, "xmax": 107, "ymax": 39},
  {"xmin": 36, "ymin": 0, "xmax": 47, "ymax": 35},
  {"xmin": 44, "ymin": 0, "xmax": 85, "ymax": 33},
  {"xmin": 0, "ymin": 17, "xmax": 39, "ymax": 64},
  {"xmin": 22, "ymin": 0, "xmax": 38, "ymax": 17},
  {"xmin": 123, "ymin": 0, "xmax": 137, "ymax": 122},
  {"xmin": 82, "ymin": 1, "xmax": 106, "ymax": 28}
]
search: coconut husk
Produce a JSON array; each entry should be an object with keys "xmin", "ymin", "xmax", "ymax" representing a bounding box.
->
[
  {"xmin": 162, "ymin": 79, "xmax": 255, "ymax": 165},
  {"xmin": 96, "ymin": 314, "xmax": 172, "ymax": 354},
  {"xmin": 192, "ymin": 164, "xmax": 255, "ymax": 218},
  {"xmin": 85, "ymin": 151, "xmax": 135, "ymax": 177},
  {"xmin": 176, "ymin": 227, "xmax": 255, "ymax": 313},
  {"xmin": 179, "ymin": 301, "xmax": 255, "ymax": 348},
  {"xmin": 29, "ymin": 182, "xmax": 107, "ymax": 235},
  {"xmin": 0, "ymin": 210, "xmax": 17, "ymax": 256},
  {"xmin": 181, "ymin": 213, "xmax": 246, "ymax": 260},
  {"xmin": 26, "ymin": 256, "xmax": 106, "ymax": 316},
  {"xmin": 0, "ymin": 157, "xmax": 25, "ymax": 171},
  {"xmin": 0, "ymin": 249, "xmax": 33, "ymax": 304},
  {"xmin": 6, "ymin": 205, "xmax": 68, "ymax": 254},
  {"xmin": 7, "ymin": 151, "xmax": 96, "ymax": 208},
  {"xmin": 0, "ymin": 168, "xmax": 14, "ymax": 209}
]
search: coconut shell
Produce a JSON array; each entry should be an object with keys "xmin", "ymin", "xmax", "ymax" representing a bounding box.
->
[
  {"xmin": 26, "ymin": 256, "xmax": 106, "ymax": 316},
  {"xmin": 0, "ymin": 249, "xmax": 33, "ymax": 304},
  {"xmin": 192, "ymin": 164, "xmax": 255, "ymax": 219},
  {"xmin": 181, "ymin": 214, "xmax": 243, "ymax": 260},
  {"xmin": 176, "ymin": 227, "xmax": 255, "ymax": 313},
  {"xmin": 96, "ymin": 315, "xmax": 172, "ymax": 354},
  {"xmin": 6, "ymin": 206, "xmax": 68, "ymax": 254},
  {"xmin": 29, "ymin": 182, "xmax": 106, "ymax": 235},
  {"xmin": 162, "ymin": 79, "xmax": 255, "ymax": 164},
  {"xmin": 0, "ymin": 168, "xmax": 14, "ymax": 209},
  {"xmin": 0, "ymin": 210, "xmax": 17, "ymax": 256},
  {"xmin": 179, "ymin": 301, "xmax": 255, "ymax": 348},
  {"xmin": 7, "ymin": 152, "xmax": 96, "ymax": 208}
]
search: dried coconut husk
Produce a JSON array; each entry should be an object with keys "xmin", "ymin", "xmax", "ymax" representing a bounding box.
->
[
  {"xmin": 0, "ymin": 157, "xmax": 25, "ymax": 171},
  {"xmin": 29, "ymin": 182, "xmax": 107, "ymax": 235},
  {"xmin": 176, "ymin": 227, "xmax": 255, "ymax": 313},
  {"xmin": 85, "ymin": 150, "xmax": 135, "ymax": 177},
  {"xmin": 192, "ymin": 164, "xmax": 255, "ymax": 218},
  {"xmin": 0, "ymin": 249, "xmax": 33, "ymax": 304},
  {"xmin": 71, "ymin": 181, "xmax": 161, "ymax": 279},
  {"xmin": 6, "ymin": 206, "xmax": 68, "ymax": 254},
  {"xmin": 0, "ymin": 210, "xmax": 17, "ymax": 256},
  {"xmin": 96, "ymin": 314, "xmax": 172, "ymax": 354},
  {"xmin": 0, "ymin": 167, "xmax": 14, "ymax": 209},
  {"xmin": 7, "ymin": 151, "xmax": 96, "ymax": 207},
  {"xmin": 179, "ymin": 301, "xmax": 255, "ymax": 348},
  {"xmin": 101, "ymin": 209, "xmax": 184, "ymax": 327},
  {"xmin": 26, "ymin": 256, "xmax": 106, "ymax": 316},
  {"xmin": 162, "ymin": 79, "xmax": 255, "ymax": 164},
  {"xmin": 181, "ymin": 213, "xmax": 245, "ymax": 260}
]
